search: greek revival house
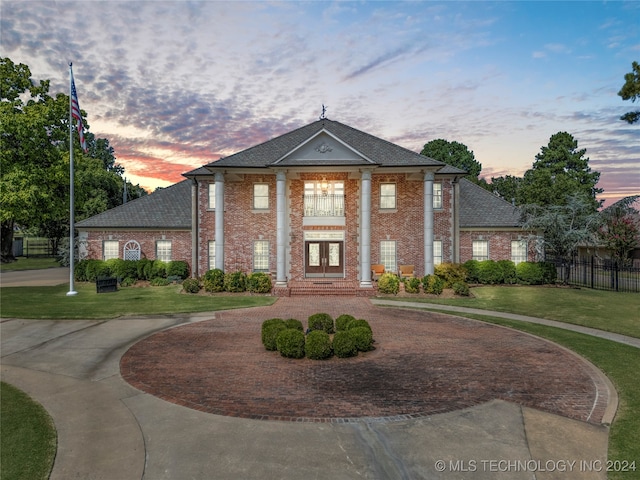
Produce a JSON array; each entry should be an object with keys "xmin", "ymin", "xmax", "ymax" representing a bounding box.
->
[{"xmin": 77, "ymin": 118, "xmax": 532, "ymax": 294}]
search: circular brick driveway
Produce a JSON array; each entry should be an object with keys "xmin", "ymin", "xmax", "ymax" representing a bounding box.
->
[{"xmin": 121, "ymin": 298, "xmax": 609, "ymax": 423}]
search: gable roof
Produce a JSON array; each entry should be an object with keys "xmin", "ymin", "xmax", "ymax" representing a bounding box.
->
[
  {"xmin": 459, "ymin": 179, "xmax": 522, "ymax": 228},
  {"xmin": 76, "ymin": 180, "xmax": 192, "ymax": 229},
  {"xmin": 184, "ymin": 119, "xmax": 465, "ymax": 174}
]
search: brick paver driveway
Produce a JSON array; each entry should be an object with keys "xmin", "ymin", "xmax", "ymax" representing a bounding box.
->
[{"xmin": 121, "ymin": 298, "xmax": 609, "ymax": 423}]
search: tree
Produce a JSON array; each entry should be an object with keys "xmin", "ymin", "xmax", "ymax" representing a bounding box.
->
[
  {"xmin": 421, "ymin": 139, "xmax": 484, "ymax": 184},
  {"xmin": 517, "ymin": 132, "xmax": 602, "ymax": 211},
  {"xmin": 519, "ymin": 193, "xmax": 602, "ymax": 283},
  {"xmin": 489, "ymin": 175, "xmax": 522, "ymax": 204},
  {"xmin": 618, "ymin": 61, "xmax": 640, "ymax": 124},
  {"xmin": 599, "ymin": 195, "xmax": 639, "ymax": 266}
]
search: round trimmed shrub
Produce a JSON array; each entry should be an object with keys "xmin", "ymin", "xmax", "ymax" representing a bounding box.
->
[
  {"xmin": 349, "ymin": 327, "xmax": 373, "ymax": 352},
  {"xmin": 346, "ymin": 319, "xmax": 372, "ymax": 332},
  {"xmin": 308, "ymin": 313, "xmax": 334, "ymax": 334},
  {"xmin": 516, "ymin": 261, "xmax": 543, "ymax": 285},
  {"xmin": 405, "ymin": 277, "xmax": 421, "ymax": 293},
  {"xmin": 477, "ymin": 260, "xmax": 503, "ymax": 284},
  {"xmin": 182, "ymin": 278, "xmax": 201, "ymax": 293},
  {"xmin": 435, "ymin": 263, "xmax": 468, "ymax": 287},
  {"xmin": 203, "ymin": 268, "xmax": 225, "ymax": 292},
  {"xmin": 284, "ymin": 318, "xmax": 304, "ymax": 331},
  {"xmin": 261, "ymin": 318, "xmax": 286, "ymax": 351},
  {"xmin": 167, "ymin": 261, "xmax": 189, "ymax": 280},
  {"xmin": 497, "ymin": 260, "xmax": 517, "ymax": 284},
  {"xmin": 424, "ymin": 274, "xmax": 445, "ymax": 295},
  {"xmin": 335, "ymin": 314, "xmax": 356, "ymax": 332},
  {"xmin": 378, "ymin": 272, "xmax": 399, "ymax": 294},
  {"xmin": 452, "ymin": 281, "xmax": 470, "ymax": 296},
  {"xmin": 276, "ymin": 329, "xmax": 306, "ymax": 359},
  {"xmin": 246, "ymin": 272, "xmax": 272, "ymax": 293},
  {"xmin": 463, "ymin": 260, "xmax": 480, "ymax": 283},
  {"xmin": 224, "ymin": 271, "xmax": 247, "ymax": 292},
  {"xmin": 332, "ymin": 331, "xmax": 358, "ymax": 358},
  {"xmin": 305, "ymin": 330, "xmax": 333, "ymax": 360}
]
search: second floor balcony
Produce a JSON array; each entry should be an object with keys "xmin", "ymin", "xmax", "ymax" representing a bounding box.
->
[{"xmin": 303, "ymin": 194, "xmax": 345, "ymax": 217}]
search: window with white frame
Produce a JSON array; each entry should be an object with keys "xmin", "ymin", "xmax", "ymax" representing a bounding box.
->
[
  {"xmin": 433, "ymin": 240, "xmax": 443, "ymax": 265},
  {"xmin": 208, "ymin": 241, "xmax": 216, "ymax": 269},
  {"xmin": 208, "ymin": 183, "xmax": 216, "ymax": 209},
  {"xmin": 156, "ymin": 240, "xmax": 172, "ymax": 262},
  {"xmin": 433, "ymin": 183, "xmax": 442, "ymax": 209},
  {"xmin": 511, "ymin": 240, "xmax": 528, "ymax": 265},
  {"xmin": 103, "ymin": 240, "xmax": 119, "ymax": 260},
  {"xmin": 380, "ymin": 240, "xmax": 397, "ymax": 273},
  {"xmin": 253, "ymin": 240, "xmax": 269, "ymax": 272},
  {"xmin": 472, "ymin": 240, "xmax": 488, "ymax": 261},
  {"xmin": 253, "ymin": 184, "xmax": 269, "ymax": 210},
  {"xmin": 380, "ymin": 183, "xmax": 396, "ymax": 209}
]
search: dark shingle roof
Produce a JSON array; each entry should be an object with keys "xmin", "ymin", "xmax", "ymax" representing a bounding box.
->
[
  {"xmin": 459, "ymin": 179, "xmax": 522, "ymax": 228},
  {"xmin": 184, "ymin": 119, "xmax": 465, "ymax": 174},
  {"xmin": 76, "ymin": 180, "xmax": 192, "ymax": 229}
]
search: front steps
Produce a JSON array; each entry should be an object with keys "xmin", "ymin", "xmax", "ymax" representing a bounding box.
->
[{"xmin": 274, "ymin": 280, "xmax": 376, "ymax": 297}]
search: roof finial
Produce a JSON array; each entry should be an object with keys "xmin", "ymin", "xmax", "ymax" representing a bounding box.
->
[{"xmin": 320, "ymin": 104, "xmax": 327, "ymax": 120}]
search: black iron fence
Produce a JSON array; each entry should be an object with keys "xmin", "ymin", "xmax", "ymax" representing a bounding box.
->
[
  {"xmin": 550, "ymin": 256, "xmax": 640, "ymax": 293},
  {"xmin": 12, "ymin": 237, "xmax": 56, "ymax": 258}
]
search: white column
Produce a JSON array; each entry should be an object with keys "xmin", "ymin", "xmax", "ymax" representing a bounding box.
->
[
  {"xmin": 275, "ymin": 170, "xmax": 287, "ymax": 286},
  {"xmin": 360, "ymin": 170, "xmax": 373, "ymax": 288},
  {"xmin": 424, "ymin": 171, "xmax": 434, "ymax": 275},
  {"xmin": 214, "ymin": 172, "xmax": 225, "ymax": 271}
]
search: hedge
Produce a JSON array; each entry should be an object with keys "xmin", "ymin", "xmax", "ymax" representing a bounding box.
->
[
  {"xmin": 333, "ymin": 331, "xmax": 358, "ymax": 358},
  {"xmin": 203, "ymin": 268, "xmax": 225, "ymax": 292},
  {"xmin": 276, "ymin": 329, "xmax": 306, "ymax": 359},
  {"xmin": 308, "ymin": 313, "xmax": 334, "ymax": 334},
  {"xmin": 305, "ymin": 330, "xmax": 333, "ymax": 360},
  {"xmin": 246, "ymin": 272, "xmax": 272, "ymax": 293},
  {"xmin": 378, "ymin": 272, "xmax": 399, "ymax": 294},
  {"xmin": 335, "ymin": 314, "xmax": 356, "ymax": 332}
]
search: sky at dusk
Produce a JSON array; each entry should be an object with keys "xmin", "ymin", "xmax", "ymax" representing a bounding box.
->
[{"xmin": 2, "ymin": 0, "xmax": 639, "ymax": 206}]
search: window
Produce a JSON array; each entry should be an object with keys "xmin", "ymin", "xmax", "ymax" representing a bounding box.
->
[
  {"xmin": 380, "ymin": 183, "xmax": 396, "ymax": 209},
  {"xmin": 433, "ymin": 240, "xmax": 443, "ymax": 265},
  {"xmin": 156, "ymin": 240, "xmax": 172, "ymax": 262},
  {"xmin": 253, "ymin": 240, "xmax": 269, "ymax": 272},
  {"xmin": 433, "ymin": 183, "xmax": 442, "ymax": 209},
  {"xmin": 103, "ymin": 240, "xmax": 119, "ymax": 260},
  {"xmin": 208, "ymin": 241, "xmax": 216, "ymax": 269},
  {"xmin": 472, "ymin": 240, "xmax": 488, "ymax": 261},
  {"xmin": 208, "ymin": 183, "xmax": 216, "ymax": 209},
  {"xmin": 253, "ymin": 184, "xmax": 269, "ymax": 210},
  {"xmin": 511, "ymin": 240, "xmax": 528, "ymax": 265},
  {"xmin": 380, "ymin": 240, "xmax": 397, "ymax": 273}
]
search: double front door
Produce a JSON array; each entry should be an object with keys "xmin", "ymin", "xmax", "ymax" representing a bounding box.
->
[{"xmin": 305, "ymin": 241, "xmax": 344, "ymax": 277}]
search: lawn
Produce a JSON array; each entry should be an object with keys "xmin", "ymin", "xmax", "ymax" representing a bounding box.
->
[
  {"xmin": 0, "ymin": 382, "xmax": 57, "ymax": 480},
  {"xmin": 384, "ymin": 285, "xmax": 640, "ymax": 338},
  {"xmin": 0, "ymin": 257, "xmax": 60, "ymax": 272},
  {"xmin": 0, "ymin": 283, "xmax": 276, "ymax": 319}
]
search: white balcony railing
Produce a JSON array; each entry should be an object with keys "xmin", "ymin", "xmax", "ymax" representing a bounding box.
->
[{"xmin": 303, "ymin": 194, "xmax": 345, "ymax": 217}]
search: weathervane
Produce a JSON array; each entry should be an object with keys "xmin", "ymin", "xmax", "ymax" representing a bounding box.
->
[{"xmin": 320, "ymin": 104, "xmax": 327, "ymax": 120}]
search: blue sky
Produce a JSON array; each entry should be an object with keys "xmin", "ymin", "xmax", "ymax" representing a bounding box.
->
[{"xmin": 2, "ymin": 0, "xmax": 638, "ymax": 206}]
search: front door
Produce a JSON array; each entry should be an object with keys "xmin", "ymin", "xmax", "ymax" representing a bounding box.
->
[{"xmin": 305, "ymin": 241, "xmax": 344, "ymax": 277}]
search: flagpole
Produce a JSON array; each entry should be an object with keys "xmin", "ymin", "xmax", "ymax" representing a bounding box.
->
[{"xmin": 67, "ymin": 62, "xmax": 77, "ymax": 296}]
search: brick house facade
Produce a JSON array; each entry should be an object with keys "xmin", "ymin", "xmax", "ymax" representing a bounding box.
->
[{"xmin": 77, "ymin": 119, "xmax": 534, "ymax": 291}]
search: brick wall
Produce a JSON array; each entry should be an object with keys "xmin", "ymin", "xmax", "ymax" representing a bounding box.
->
[
  {"xmin": 83, "ymin": 230, "xmax": 192, "ymax": 268},
  {"xmin": 459, "ymin": 230, "xmax": 535, "ymax": 263}
]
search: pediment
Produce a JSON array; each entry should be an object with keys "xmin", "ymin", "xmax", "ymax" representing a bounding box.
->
[{"xmin": 271, "ymin": 130, "xmax": 375, "ymax": 166}]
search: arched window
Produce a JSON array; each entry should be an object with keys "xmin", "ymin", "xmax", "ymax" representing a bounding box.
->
[{"xmin": 123, "ymin": 240, "xmax": 141, "ymax": 261}]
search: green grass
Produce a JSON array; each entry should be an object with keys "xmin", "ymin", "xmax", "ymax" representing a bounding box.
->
[
  {"xmin": 0, "ymin": 257, "xmax": 60, "ymax": 272},
  {"xmin": 1, "ymin": 382, "xmax": 57, "ymax": 480},
  {"xmin": 417, "ymin": 309, "xmax": 639, "ymax": 480},
  {"xmin": 0, "ymin": 283, "xmax": 276, "ymax": 319},
  {"xmin": 385, "ymin": 286, "xmax": 640, "ymax": 338}
]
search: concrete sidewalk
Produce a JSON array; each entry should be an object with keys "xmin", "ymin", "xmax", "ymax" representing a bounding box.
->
[{"xmin": 1, "ymin": 302, "xmax": 614, "ymax": 480}]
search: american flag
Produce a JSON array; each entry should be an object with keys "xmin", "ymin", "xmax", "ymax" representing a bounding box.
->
[{"xmin": 70, "ymin": 72, "xmax": 87, "ymax": 152}]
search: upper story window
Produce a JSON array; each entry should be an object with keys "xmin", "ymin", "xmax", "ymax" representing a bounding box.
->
[
  {"xmin": 433, "ymin": 183, "xmax": 442, "ymax": 209},
  {"xmin": 208, "ymin": 183, "xmax": 216, "ymax": 209},
  {"xmin": 380, "ymin": 183, "xmax": 396, "ymax": 209},
  {"xmin": 304, "ymin": 181, "xmax": 344, "ymax": 216},
  {"xmin": 253, "ymin": 184, "xmax": 269, "ymax": 210}
]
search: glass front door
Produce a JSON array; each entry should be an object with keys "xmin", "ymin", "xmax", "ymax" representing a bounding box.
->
[{"xmin": 305, "ymin": 241, "xmax": 344, "ymax": 277}]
